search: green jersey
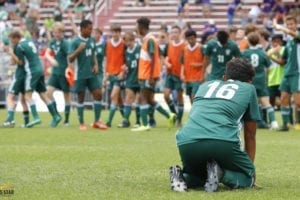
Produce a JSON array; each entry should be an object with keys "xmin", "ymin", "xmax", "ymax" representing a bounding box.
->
[
  {"xmin": 15, "ymin": 39, "xmax": 43, "ymax": 74},
  {"xmin": 48, "ymin": 38, "xmax": 70, "ymax": 75},
  {"xmin": 267, "ymin": 47, "xmax": 285, "ymax": 86},
  {"xmin": 204, "ymin": 39, "xmax": 241, "ymax": 81},
  {"xmin": 13, "ymin": 45, "xmax": 26, "ymax": 79},
  {"xmin": 242, "ymin": 47, "xmax": 271, "ymax": 90},
  {"xmin": 95, "ymin": 40, "xmax": 105, "ymax": 76},
  {"xmin": 70, "ymin": 35, "xmax": 96, "ymax": 80},
  {"xmin": 176, "ymin": 80, "xmax": 260, "ymax": 146},
  {"xmin": 282, "ymin": 33, "xmax": 300, "ymax": 76},
  {"xmin": 125, "ymin": 43, "xmax": 140, "ymax": 88}
]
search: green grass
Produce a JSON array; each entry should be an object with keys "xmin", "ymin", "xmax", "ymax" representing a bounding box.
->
[{"xmin": 0, "ymin": 109, "xmax": 299, "ymax": 200}]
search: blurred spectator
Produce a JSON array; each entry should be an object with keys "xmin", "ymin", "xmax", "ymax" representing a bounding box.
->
[
  {"xmin": 236, "ymin": 4, "xmax": 249, "ymax": 28},
  {"xmin": 135, "ymin": 0, "xmax": 149, "ymax": 7},
  {"xmin": 15, "ymin": 1, "xmax": 28, "ymax": 20},
  {"xmin": 6, "ymin": 0, "xmax": 17, "ymax": 20},
  {"xmin": 44, "ymin": 13, "xmax": 55, "ymax": 31},
  {"xmin": 202, "ymin": 0, "xmax": 212, "ymax": 18},
  {"xmin": 248, "ymin": 3, "xmax": 261, "ymax": 23},
  {"xmin": 74, "ymin": 0, "xmax": 87, "ymax": 20},
  {"xmin": 201, "ymin": 19, "xmax": 217, "ymax": 44},
  {"xmin": 288, "ymin": 0, "xmax": 300, "ymax": 23},
  {"xmin": 177, "ymin": 0, "xmax": 189, "ymax": 17},
  {"xmin": 0, "ymin": 0, "xmax": 5, "ymax": 10},
  {"xmin": 53, "ymin": 4, "xmax": 63, "ymax": 22},
  {"xmin": 272, "ymin": 0, "xmax": 285, "ymax": 24},
  {"xmin": 227, "ymin": 0, "xmax": 241, "ymax": 26}
]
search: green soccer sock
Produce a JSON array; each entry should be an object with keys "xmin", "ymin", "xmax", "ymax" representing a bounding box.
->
[
  {"xmin": 123, "ymin": 104, "xmax": 132, "ymax": 122},
  {"xmin": 119, "ymin": 105, "xmax": 124, "ymax": 118},
  {"xmin": 47, "ymin": 102, "xmax": 57, "ymax": 117},
  {"xmin": 177, "ymin": 104, "xmax": 184, "ymax": 123},
  {"xmin": 281, "ymin": 106, "xmax": 290, "ymax": 128},
  {"xmin": 155, "ymin": 102, "xmax": 170, "ymax": 119},
  {"xmin": 266, "ymin": 106, "xmax": 275, "ymax": 122},
  {"xmin": 107, "ymin": 104, "xmax": 117, "ymax": 124},
  {"xmin": 290, "ymin": 106, "xmax": 294, "ymax": 124},
  {"xmin": 93, "ymin": 101, "xmax": 102, "ymax": 122},
  {"xmin": 77, "ymin": 103, "xmax": 84, "ymax": 124},
  {"xmin": 53, "ymin": 101, "xmax": 58, "ymax": 114},
  {"xmin": 23, "ymin": 111, "xmax": 29, "ymax": 125},
  {"xmin": 6, "ymin": 109, "xmax": 14, "ymax": 121},
  {"xmin": 148, "ymin": 105, "xmax": 155, "ymax": 121},
  {"xmin": 140, "ymin": 104, "xmax": 149, "ymax": 126},
  {"xmin": 30, "ymin": 103, "xmax": 39, "ymax": 119},
  {"xmin": 167, "ymin": 100, "xmax": 177, "ymax": 114},
  {"xmin": 64, "ymin": 104, "xmax": 71, "ymax": 123},
  {"xmin": 135, "ymin": 104, "xmax": 140, "ymax": 124}
]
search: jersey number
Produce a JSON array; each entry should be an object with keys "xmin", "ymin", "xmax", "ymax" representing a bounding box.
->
[
  {"xmin": 86, "ymin": 49, "xmax": 92, "ymax": 56},
  {"xmin": 204, "ymin": 81, "xmax": 239, "ymax": 100},
  {"xmin": 250, "ymin": 54, "xmax": 259, "ymax": 67},
  {"xmin": 218, "ymin": 55, "xmax": 224, "ymax": 63},
  {"xmin": 131, "ymin": 60, "xmax": 137, "ymax": 68},
  {"xmin": 28, "ymin": 42, "xmax": 37, "ymax": 53}
]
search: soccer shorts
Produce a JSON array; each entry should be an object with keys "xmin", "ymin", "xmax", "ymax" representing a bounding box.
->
[
  {"xmin": 185, "ymin": 81, "xmax": 201, "ymax": 97},
  {"xmin": 279, "ymin": 74, "xmax": 300, "ymax": 93},
  {"xmin": 48, "ymin": 74, "xmax": 70, "ymax": 92},
  {"xmin": 25, "ymin": 72, "xmax": 47, "ymax": 93},
  {"xmin": 164, "ymin": 74, "xmax": 183, "ymax": 91},
  {"xmin": 73, "ymin": 75, "xmax": 100, "ymax": 92}
]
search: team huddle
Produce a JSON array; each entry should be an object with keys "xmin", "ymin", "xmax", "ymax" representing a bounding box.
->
[{"xmin": 2, "ymin": 15, "xmax": 300, "ymax": 134}]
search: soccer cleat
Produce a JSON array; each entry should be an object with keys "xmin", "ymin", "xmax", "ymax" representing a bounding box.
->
[
  {"xmin": 148, "ymin": 118, "xmax": 156, "ymax": 128},
  {"xmin": 26, "ymin": 118, "xmax": 42, "ymax": 128},
  {"xmin": 257, "ymin": 122, "xmax": 270, "ymax": 129},
  {"xmin": 2, "ymin": 120, "xmax": 15, "ymax": 128},
  {"xmin": 176, "ymin": 121, "xmax": 183, "ymax": 128},
  {"xmin": 79, "ymin": 124, "xmax": 88, "ymax": 131},
  {"xmin": 92, "ymin": 121, "xmax": 108, "ymax": 130},
  {"xmin": 168, "ymin": 113, "xmax": 176, "ymax": 129},
  {"xmin": 133, "ymin": 123, "xmax": 140, "ymax": 128},
  {"xmin": 294, "ymin": 123, "xmax": 300, "ymax": 130},
  {"xmin": 277, "ymin": 126, "xmax": 289, "ymax": 132},
  {"xmin": 117, "ymin": 121, "xmax": 130, "ymax": 128},
  {"xmin": 63, "ymin": 122, "xmax": 70, "ymax": 127},
  {"xmin": 169, "ymin": 165, "xmax": 187, "ymax": 192},
  {"xmin": 205, "ymin": 159, "xmax": 223, "ymax": 192},
  {"xmin": 50, "ymin": 115, "xmax": 62, "ymax": 127},
  {"xmin": 105, "ymin": 121, "xmax": 111, "ymax": 128},
  {"xmin": 131, "ymin": 125, "xmax": 150, "ymax": 132},
  {"xmin": 269, "ymin": 121, "xmax": 279, "ymax": 130}
]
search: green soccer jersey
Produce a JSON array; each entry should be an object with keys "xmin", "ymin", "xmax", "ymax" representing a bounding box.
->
[
  {"xmin": 125, "ymin": 43, "xmax": 140, "ymax": 88},
  {"xmin": 15, "ymin": 39, "xmax": 43, "ymax": 74},
  {"xmin": 70, "ymin": 35, "xmax": 96, "ymax": 80},
  {"xmin": 204, "ymin": 39, "xmax": 241, "ymax": 81},
  {"xmin": 241, "ymin": 47, "xmax": 271, "ymax": 90},
  {"xmin": 282, "ymin": 33, "xmax": 300, "ymax": 76},
  {"xmin": 13, "ymin": 46, "xmax": 26, "ymax": 79},
  {"xmin": 176, "ymin": 79, "xmax": 260, "ymax": 146},
  {"xmin": 48, "ymin": 38, "xmax": 70, "ymax": 75},
  {"xmin": 95, "ymin": 40, "xmax": 105, "ymax": 76}
]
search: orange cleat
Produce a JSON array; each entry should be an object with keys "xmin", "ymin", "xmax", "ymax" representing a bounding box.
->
[
  {"xmin": 79, "ymin": 124, "xmax": 88, "ymax": 131},
  {"xmin": 92, "ymin": 121, "xmax": 108, "ymax": 130}
]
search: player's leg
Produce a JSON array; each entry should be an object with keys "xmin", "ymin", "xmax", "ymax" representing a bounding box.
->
[
  {"xmin": 134, "ymin": 92, "xmax": 141, "ymax": 127},
  {"xmin": 260, "ymin": 96, "xmax": 279, "ymax": 130},
  {"xmin": 279, "ymin": 77, "xmax": 292, "ymax": 131},
  {"xmin": 63, "ymin": 92, "xmax": 71, "ymax": 126},
  {"xmin": 2, "ymin": 93, "xmax": 16, "ymax": 127},
  {"xmin": 106, "ymin": 85, "xmax": 121, "ymax": 127},
  {"xmin": 164, "ymin": 75, "xmax": 177, "ymax": 114},
  {"xmin": 118, "ymin": 88, "xmax": 135, "ymax": 127},
  {"xmin": 292, "ymin": 92, "xmax": 300, "ymax": 129},
  {"xmin": 20, "ymin": 94, "xmax": 30, "ymax": 126},
  {"xmin": 74, "ymin": 79, "xmax": 87, "ymax": 130},
  {"xmin": 176, "ymin": 89, "xmax": 184, "ymax": 127}
]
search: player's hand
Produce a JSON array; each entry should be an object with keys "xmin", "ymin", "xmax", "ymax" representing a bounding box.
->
[
  {"xmin": 117, "ymin": 72, "xmax": 125, "ymax": 80},
  {"xmin": 149, "ymin": 78, "xmax": 155, "ymax": 87},
  {"xmin": 49, "ymin": 57, "xmax": 58, "ymax": 67},
  {"xmin": 93, "ymin": 65, "xmax": 98, "ymax": 74},
  {"xmin": 78, "ymin": 42, "xmax": 86, "ymax": 51}
]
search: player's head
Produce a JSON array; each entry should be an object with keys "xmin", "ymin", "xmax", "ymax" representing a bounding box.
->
[
  {"xmin": 124, "ymin": 31, "xmax": 136, "ymax": 48},
  {"xmin": 244, "ymin": 23, "xmax": 258, "ymax": 36},
  {"xmin": 285, "ymin": 15, "xmax": 297, "ymax": 32},
  {"xmin": 136, "ymin": 17, "xmax": 150, "ymax": 37},
  {"xmin": 185, "ymin": 29, "xmax": 197, "ymax": 46},
  {"xmin": 247, "ymin": 32, "xmax": 260, "ymax": 47},
  {"xmin": 224, "ymin": 58, "xmax": 255, "ymax": 83},
  {"xmin": 158, "ymin": 30, "xmax": 168, "ymax": 45},
  {"xmin": 8, "ymin": 29, "xmax": 23, "ymax": 45},
  {"xmin": 92, "ymin": 28, "xmax": 103, "ymax": 41},
  {"xmin": 258, "ymin": 28, "xmax": 270, "ymax": 42},
  {"xmin": 52, "ymin": 22, "xmax": 64, "ymax": 40},
  {"xmin": 217, "ymin": 30, "xmax": 229, "ymax": 46},
  {"xmin": 80, "ymin": 20, "xmax": 93, "ymax": 38},
  {"xmin": 110, "ymin": 24, "xmax": 122, "ymax": 40},
  {"xmin": 271, "ymin": 34, "xmax": 283, "ymax": 47},
  {"xmin": 170, "ymin": 25, "xmax": 181, "ymax": 41}
]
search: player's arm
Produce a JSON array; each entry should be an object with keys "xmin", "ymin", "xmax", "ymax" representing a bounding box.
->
[
  {"xmin": 45, "ymin": 47, "xmax": 58, "ymax": 66},
  {"xmin": 244, "ymin": 121, "xmax": 256, "ymax": 162},
  {"xmin": 148, "ymin": 38, "xmax": 156, "ymax": 86},
  {"xmin": 8, "ymin": 47, "xmax": 23, "ymax": 65},
  {"xmin": 69, "ymin": 42, "xmax": 86, "ymax": 62},
  {"xmin": 267, "ymin": 47, "xmax": 286, "ymax": 65},
  {"xmin": 273, "ymin": 19, "xmax": 298, "ymax": 38}
]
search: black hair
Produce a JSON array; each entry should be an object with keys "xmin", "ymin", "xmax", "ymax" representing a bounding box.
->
[
  {"xmin": 271, "ymin": 34, "xmax": 283, "ymax": 41},
  {"xmin": 217, "ymin": 30, "xmax": 229, "ymax": 45},
  {"xmin": 80, "ymin": 20, "xmax": 93, "ymax": 29},
  {"xmin": 225, "ymin": 58, "xmax": 255, "ymax": 82},
  {"xmin": 184, "ymin": 29, "xmax": 196, "ymax": 38},
  {"xmin": 137, "ymin": 17, "xmax": 151, "ymax": 30}
]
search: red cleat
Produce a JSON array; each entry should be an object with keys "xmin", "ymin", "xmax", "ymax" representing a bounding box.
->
[
  {"xmin": 79, "ymin": 124, "xmax": 88, "ymax": 131},
  {"xmin": 92, "ymin": 121, "xmax": 108, "ymax": 130}
]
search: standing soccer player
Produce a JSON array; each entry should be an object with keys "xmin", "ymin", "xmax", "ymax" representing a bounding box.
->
[
  {"xmin": 8, "ymin": 30, "xmax": 61, "ymax": 128},
  {"xmin": 241, "ymin": 32, "xmax": 279, "ymax": 130},
  {"xmin": 273, "ymin": 15, "xmax": 300, "ymax": 131},
  {"xmin": 45, "ymin": 22, "xmax": 71, "ymax": 126},
  {"xmin": 204, "ymin": 30, "xmax": 241, "ymax": 81},
  {"xmin": 131, "ymin": 17, "xmax": 176, "ymax": 132},
  {"xmin": 163, "ymin": 25, "xmax": 185, "ymax": 126},
  {"xmin": 69, "ymin": 20, "xmax": 107, "ymax": 131}
]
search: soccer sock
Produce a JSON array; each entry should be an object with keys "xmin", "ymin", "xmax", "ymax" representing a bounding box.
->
[
  {"xmin": 140, "ymin": 104, "xmax": 149, "ymax": 126},
  {"xmin": 167, "ymin": 100, "xmax": 177, "ymax": 114},
  {"xmin": 177, "ymin": 104, "xmax": 184, "ymax": 123},
  {"xmin": 77, "ymin": 103, "xmax": 84, "ymax": 124},
  {"xmin": 64, "ymin": 104, "xmax": 71, "ymax": 123},
  {"xmin": 6, "ymin": 108, "xmax": 14, "ymax": 121},
  {"xmin": 23, "ymin": 111, "xmax": 29, "ymax": 125},
  {"xmin": 266, "ymin": 106, "xmax": 275, "ymax": 122},
  {"xmin": 148, "ymin": 105, "xmax": 155, "ymax": 121},
  {"xmin": 123, "ymin": 104, "xmax": 132, "ymax": 122},
  {"xmin": 258, "ymin": 105, "xmax": 267, "ymax": 125},
  {"xmin": 290, "ymin": 106, "xmax": 295, "ymax": 124},
  {"xmin": 281, "ymin": 106, "xmax": 290, "ymax": 128},
  {"xmin": 47, "ymin": 102, "xmax": 57, "ymax": 117},
  {"xmin": 107, "ymin": 104, "xmax": 117, "ymax": 124},
  {"xmin": 155, "ymin": 102, "xmax": 170, "ymax": 119},
  {"xmin": 297, "ymin": 107, "xmax": 300, "ymax": 124},
  {"xmin": 135, "ymin": 104, "xmax": 140, "ymax": 124},
  {"xmin": 30, "ymin": 103, "xmax": 39, "ymax": 119},
  {"xmin": 53, "ymin": 101, "xmax": 58, "ymax": 114},
  {"xmin": 93, "ymin": 101, "xmax": 102, "ymax": 122},
  {"xmin": 262, "ymin": 107, "xmax": 268, "ymax": 123},
  {"xmin": 119, "ymin": 105, "xmax": 124, "ymax": 118}
]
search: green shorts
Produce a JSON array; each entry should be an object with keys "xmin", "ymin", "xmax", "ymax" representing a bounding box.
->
[
  {"xmin": 268, "ymin": 85, "xmax": 281, "ymax": 98},
  {"xmin": 178, "ymin": 139, "xmax": 255, "ymax": 189},
  {"xmin": 73, "ymin": 75, "xmax": 100, "ymax": 92},
  {"xmin": 185, "ymin": 81, "xmax": 201, "ymax": 97},
  {"xmin": 279, "ymin": 74, "xmax": 300, "ymax": 93},
  {"xmin": 255, "ymin": 86, "xmax": 269, "ymax": 98},
  {"xmin": 139, "ymin": 79, "xmax": 157, "ymax": 91},
  {"xmin": 108, "ymin": 75, "xmax": 121, "ymax": 89},
  {"xmin": 25, "ymin": 72, "xmax": 47, "ymax": 93},
  {"xmin": 164, "ymin": 74, "xmax": 183, "ymax": 91},
  {"xmin": 47, "ymin": 74, "xmax": 70, "ymax": 92},
  {"xmin": 8, "ymin": 77, "xmax": 25, "ymax": 95},
  {"xmin": 97, "ymin": 74, "xmax": 103, "ymax": 88},
  {"xmin": 126, "ymin": 86, "xmax": 140, "ymax": 94}
]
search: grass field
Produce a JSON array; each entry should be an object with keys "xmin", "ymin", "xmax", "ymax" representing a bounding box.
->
[{"xmin": 0, "ymin": 109, "xmax": 299, "ymax": 200}]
